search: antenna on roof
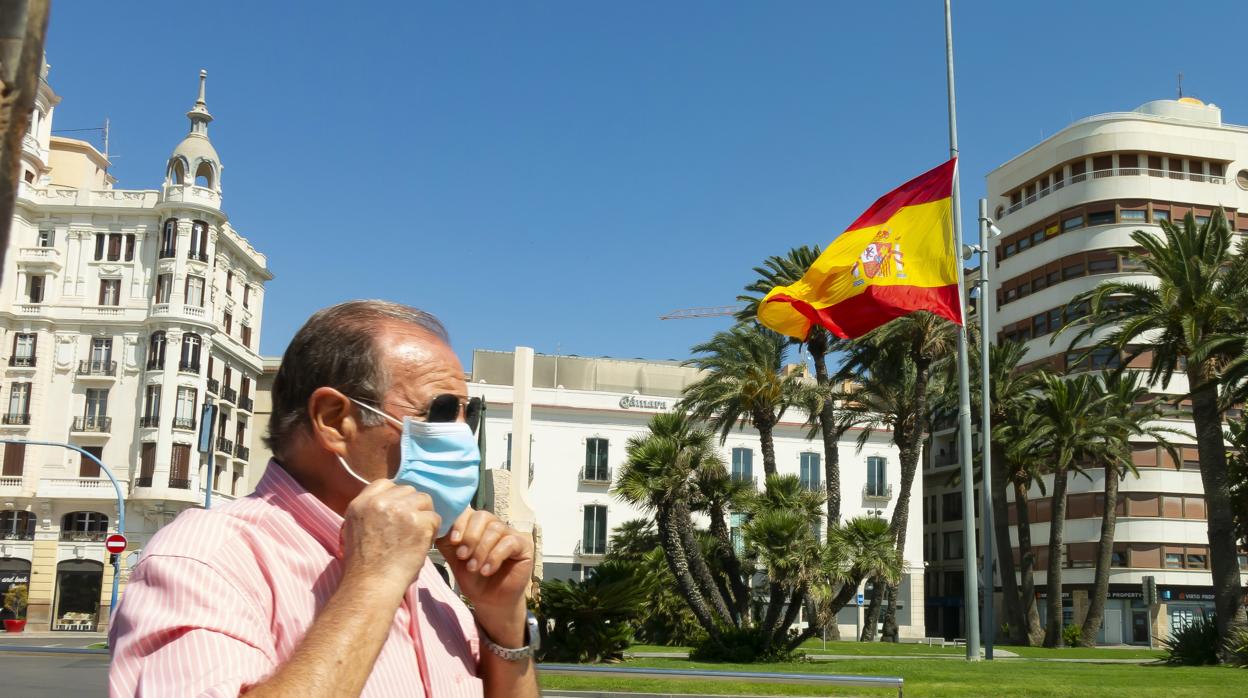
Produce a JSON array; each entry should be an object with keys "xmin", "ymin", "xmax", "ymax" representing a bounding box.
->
[{"xmin": 1177, "ymin": 71, "xmax": 1183, "ymax": 99}]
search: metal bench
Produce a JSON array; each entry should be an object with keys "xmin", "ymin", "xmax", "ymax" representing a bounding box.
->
[
  {"xmin": 900, "ymin": 636, "xmax": 950, "ymax": 647},
  {"xmin": 540, "ymin": 663, "xmax": 906, "ymax": 698}
]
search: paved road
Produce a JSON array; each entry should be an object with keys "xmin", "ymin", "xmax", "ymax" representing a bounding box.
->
[{"xmin": 0, "ymin": 651, "xmax": 108, "ymax": 695}]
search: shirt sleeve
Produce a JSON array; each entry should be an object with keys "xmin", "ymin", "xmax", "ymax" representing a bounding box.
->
[{"xmin": 109, "ymin": 554, "xmax": 277, "ymax": 697}]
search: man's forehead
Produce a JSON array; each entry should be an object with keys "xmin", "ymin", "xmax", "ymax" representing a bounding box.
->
[{"xmin": 376, "ymin": 324, "xmax": 465, "ymax": 392}]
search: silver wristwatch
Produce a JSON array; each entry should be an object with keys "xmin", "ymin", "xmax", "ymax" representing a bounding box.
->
[{"xmin": 480, "ymin": 612, "xmax": 540, "ymax": 661}]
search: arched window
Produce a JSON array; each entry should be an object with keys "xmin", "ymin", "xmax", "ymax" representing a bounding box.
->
[
  {"xmin": 188, "ymin": 221, "xmax": 209, "ymax": 262},
  {"xmin": 180, "ymin": 333, "xmax": 202, "ymax": 373},
  {"xmin": 147, "ymin": 332, "xmax": 166, "ymax": 370},
  {"xmin": 159, "ymin": 219, "xmax": 178, "ymax": 259},
  {"xmin": 194, "ymin": 161, "xmax": 215, "ymax": 189},
  {"xmin": 60, "ymin": 511, "xmax": 108, "ymax": 542},
  {"xmin": 168, "ymin": 158, "xmax": 187, "ymax": 185},
  {"xmin": 0, "ymin": 510, "xmax": 35, "ymax": 540}
]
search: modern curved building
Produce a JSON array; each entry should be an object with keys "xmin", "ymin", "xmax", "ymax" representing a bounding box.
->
[{"xmin": 926, "ymin": 97, "xmax": 1248, "ymax": 644}]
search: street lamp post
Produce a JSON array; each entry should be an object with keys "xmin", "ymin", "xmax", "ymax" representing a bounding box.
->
[{"xmin": 0, "ymin": 439, "xmax": 126, "ymax": 633}]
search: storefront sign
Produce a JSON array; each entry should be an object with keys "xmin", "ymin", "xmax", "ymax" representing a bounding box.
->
[
  {"xmin": 619, "ymin": 396, "xmax": 669, "ymax": 410},
  {"xmin": 0, "ymin": 571, "xmax": 29, "ymax": 586}
]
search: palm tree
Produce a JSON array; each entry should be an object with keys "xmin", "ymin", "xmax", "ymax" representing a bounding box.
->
[
  {"xmin": 738, "ymin": 245, "xmax": 847, "ymax": 524},
  {"xmin": 1080, "ymin": 372, "xmax": 1182, "ymax": 645},
  {"xmin": 680, "ymin": 322, "xmax": 812, "ymax": 477},
  {"xmin": 1024, "ymin": 374, "xmax": 1128, "ymax": 647},
  {"xmin": 605, "ymin": 519, "xmax": 661, "ymax": 564},
  {"xmin": 1000, "ymin": 409, "xmax": 1049, "ymax": 646},
  {"xmin": 1062, "ymin": 209, "xmax": 1248, "ymax": 653},
  {"xmin": 614, "ymin": 411, "xmax": 734, "ymax": 638},
  {"xmin": 838, "ymin": 311, "xmax": 957, "ymax": 641},
  {"xmin": 818, "ymin": 515, "xmax": 905, "ymax": 639}
]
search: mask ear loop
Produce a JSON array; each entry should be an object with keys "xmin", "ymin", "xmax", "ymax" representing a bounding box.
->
[
  {"xmin": 338, "ymin": 398, "xmax": 403, "ymax": 486},
  {"xmin": 337, "ymin": 455, "xmax": 371, "ymax": 485}
]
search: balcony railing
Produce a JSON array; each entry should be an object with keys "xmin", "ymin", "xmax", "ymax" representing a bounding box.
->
[
  {"xmin": 158, "ymin": 247, "xmax": 176, "ymax": 260},
  {"xmin": 207, "ymin": 378, "xmax": 220, "ymax": 394},
  {"xmin": 188, "ymin": 250, "xmax": 209, "ymax": 263},
  {"xmin": 216, "ymin": 437, "xmax": 234, "ymax": 454},
  {"xmin": 574, "ymin": 541, "xmax": 607, "ymax": 557},
  {"xmin": 579, "ymin": 466, "xmax": 612, "ymax": 484},
  {"xmin": 221, "ymin": 386, "xmax": 238, "ymax": 404},
  {"xmin": 863, "ymin": 483, "xmax": 894, "ymax": 500},
  {"xmin": 3, "ymin": 413, "xmax": 31, "ymax": 425},
  {"xmin": 731, "ymin": 474, "xmax": 759, "ymax": 488},
  {"xmin": 0, "ymin": 530, "xmax": 34, "ymax": 541},
  {"xmin": 134, "ymin": 476, "xmax": 153, "ymax": 488},
  {"xmin": 146, "ymin": 358, "xmax": 164, "ymax": 371},
  {"xmin": 72, "ymin": 416, "xmax": 111, "ymax": 432},
  {"xmin": 59, "ymin": 530, "xmax": 108, "ymax": 542},
  {"xmin": 234, "ymin": 443, "xmax": 250, "ymax": 460},
  {"xmin": 77, "ymin": 360, "xmax": 117, "ymax": 377},
  {"xmin": 172, "ymin": 416, "xmax": 196, "ymax": 431},
  {"xmin": 179, "ymin": 360, "xmax": 201, "ymax": 374},
  {"xmin": 1003, "ymin": 168, "xmax": 1229, "ymax": 218},
  {"xmin": 8, "ymin": 355, "xmax": 35, "ymax": 367},
  {"xmin": 0, "ymin": 476, "xmax": 22, "ymax": 489},
  {"xmin": 169, "ymin": 477, "xmax": 191, "ymax": 490},
  {"xmin": 139, "ymin": 415, "xmax": 160, "ymax": 428},
  {"xmin": 238, "ymin": 396, "xmax": 254, "ymax": 412}
]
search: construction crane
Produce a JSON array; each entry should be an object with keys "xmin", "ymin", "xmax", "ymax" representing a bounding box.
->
[{"xmin": 659, "ymin": 305, "xmax": 740, "ymax": 320}]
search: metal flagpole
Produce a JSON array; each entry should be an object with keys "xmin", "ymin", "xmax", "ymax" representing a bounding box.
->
[
  {"xmin": 944, "ymin": 0, "xmax": 981, "ymax": 661},
  {"xmin": 978, "ymin": 198, "xmax": 996, "ymax": 660}
]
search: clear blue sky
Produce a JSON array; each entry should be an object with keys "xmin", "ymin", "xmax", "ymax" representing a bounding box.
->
[{"xmin": 44, "ymin": 1, "xmax": 1247, "ymax": 366}]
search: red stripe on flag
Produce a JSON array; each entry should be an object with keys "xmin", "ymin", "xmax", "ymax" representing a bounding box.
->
[
  {"xmin": 771, "ymin": 284, "xmax": 962, "ymax": 339},
  {"xmin": 844, "ymin": 158, "xmax": 956, "ymax": 232}
]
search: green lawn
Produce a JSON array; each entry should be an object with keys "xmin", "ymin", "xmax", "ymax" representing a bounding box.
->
[
  {"xmin": 541, "ymin": 657, "xmax": 1248, "ymax": 697},
  {"xmin": 628, "ymin": 641, "xmax": 1161, "ymax": 659}
]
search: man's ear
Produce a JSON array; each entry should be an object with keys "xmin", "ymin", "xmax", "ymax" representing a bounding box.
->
[{"xmin": 307, "ymin": 387, "xmax": 356, "ymax": 457}]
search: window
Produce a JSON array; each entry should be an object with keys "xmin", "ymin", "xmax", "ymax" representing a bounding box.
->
[
  {"xmin": 799, "ymin": 452, "xmax": 820, "ymax": 491},
  {"xmin": 942, "ymin": 492, "xmax": 963, "ymax": 522},
  {"xmin": 223, "ymin": 312, "xmax": 232, "ymax": 334},
  {"xmin": 944, "ymin": 531, "xmax": 964, "ymax": 560},
  {"xmin": 866, "ymin": 456, "xmax": 887, "ymax": 497},
  {"xmin": 84, "ymin": 388, "xmax": 109, "ymax": 425},
  {"xmin": 60, "ymin": 511, "xmax": 108, "ymax": 541},
  {"xmin": 7, "ymin": 382, "xmax": 31, "ymax": 419},
  {"xmin": 96, "ymin": 233, "xmax": 129, "ymax": 262},
  {"xmin": 1088, "ymin": 210, "xmax": 1115, "ymax": 226},
  {"xmin": 2, "ymin": 443, "xmax": 25, "ymax": 477},
  {"xmin": 1111, "ymin": 546, "xmax": 1129, "ymax": 567},
  {"xmin": 225, "ymin": 271, "xmax": 233, "ymax": 295},
  {"xmin": 155, "ymin": 273, "xmax": 173, "ymax": 304},
  {"xmin": 37, "ymin": 228, "xmax": 54, "ymax": 247},
  {"xmin": 189, "ymin": 221, "xmax": 209, "ymax": 262},
  {"xmin": 139, "ymin": 443, "xmax": 156, "ymax": 485},
  {"xmin": 142, "ymin": 385, "xmax": 161, "ymax": 424},
  {"xmin": 125, "ymin": 233, "xmax": 136, "ymax": 261},
  {"xmin": 89, "ymin": 338, "xmax": 113, "ymax": 369},
  {"xmin": 731, "ymin": 447, "xmax": 753, "ymax": 483},
  {"xmin": 1164, "ymin": 552, "xmax": 1183, "ymax": 569},
  {"xmin": 1185, "ymin": 553, "xmax": 1207, "ymax": 570},
  {"xmin": 1121, "ymin": 209, "xmax": 1146, "ymax": 221},
  {"xmin": 1063, "ymin": 215, "xmax": 1084, "ymax": 231},
  {"xmin": 93, "ymin": 234, "xmax": 105, "ymax": 261},
  {"xmin": 160, "ymin": 219, "xmax": 178, "ymax": 258},
  {"xmin": 27, "ymin": 274, "xmax": 45, "ymax": 303},
  {"xmin": 147, "ymin": 331, "xmax": 166, "ymax": 370},
  {"xmin": 170, "ymin": 444, "xmax": 191, "ymax": 488},
  {"xmin": 240, "ymin": 376, "xmax": 251, "ymax": 401},
  {"xmin": 243, "ymin": 284, "xmax": 251, "ymax": 308},
  {"xmin": 12, "ymin": 332, "xmax": 36, "ymax": 367},
  {"xmin": 241, "ymin": 325, "xmax": 252, "ymax": 349},
  {"xmin": 98, "ymin": 279, "xmax": 120, "ymax": 306},
  {"xmin": 583, "ymin": 438, "xmax": 609, "ymax": 481},
  {"xmin": 1152, "ymin": 209, "xmax": 1170, "ymax": 222},
  {"xmin": 185, "ymin": 275, "xmax": 205, "ymax": 307},
  {"xmin": 235, "ymin": 418, "xmax": 247, "ymax": 449},
  {"xmin": 1087, "ymin": 257, "xmax": 1118, "ymax": 274},
  {"xmin": 180, "ymin": 333, "xmax": 202, "ymax": 372},
  {"xmin": 1033, "ymin": 312, "xmax": 1049, "ymax": 336},
  {"xmin": 174, "ymin": 387, "xmax": 197, "ymax": 429},
  {"xmin": 1062, "ymin": 261, "xmax": 1084, "ymax": 280},
  {"xmin": 0, "ymin": 510, "xmax": 35, "ymax": 540},
  {"xmin": 582, "ymin": 505, "xmax": 607, "ymax": 555},
  {"xmin": 79, "ymin": 446, "xmax": 103, "ymax": 478}
]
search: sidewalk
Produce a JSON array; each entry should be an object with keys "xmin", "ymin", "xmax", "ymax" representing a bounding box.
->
[{"xmin": 0, "ymin": 630, "xmax": 107, "ymax": 649}]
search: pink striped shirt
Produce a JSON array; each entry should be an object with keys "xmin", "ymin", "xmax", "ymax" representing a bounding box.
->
[{"xmin": 109, "ymin": 461, "xmax": 483, "ymax": 697}]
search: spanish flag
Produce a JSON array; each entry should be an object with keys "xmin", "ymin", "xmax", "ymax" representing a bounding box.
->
[{"xmin": 757, "ymin": 158, "xmax": 962, "ymax": 339}]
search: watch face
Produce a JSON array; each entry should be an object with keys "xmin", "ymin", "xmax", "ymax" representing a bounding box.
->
[{"xmin": 526, "ymin": 611, "xmax": 541, "ymax": 652}]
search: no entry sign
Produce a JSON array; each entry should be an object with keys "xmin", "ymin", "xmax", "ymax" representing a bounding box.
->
[{"xmin": 105, "ymin": 533, "xmax": 127, "ymax": 554}]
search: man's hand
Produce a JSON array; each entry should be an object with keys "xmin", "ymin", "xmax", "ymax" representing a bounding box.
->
[
  {"xmin": 436, "ymin": 510, "xmax": 535, "ymax": 645},
  {"xmin": 341, "ymin": 480, "xmax": 442, "ymax": 597}
]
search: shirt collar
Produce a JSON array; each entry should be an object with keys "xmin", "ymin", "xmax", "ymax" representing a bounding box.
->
[{"xmin": 256, "ymin": 459, "xmax": 345, "ymax": 555}]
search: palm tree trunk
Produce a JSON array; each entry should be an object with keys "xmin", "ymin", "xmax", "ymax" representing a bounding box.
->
[
  {"xmin": 881, "ymin": 370, "xmax": 925, "ymax": 643},
  {"xmin": 673, "ymin": 499, "xmax": 735, "ymax": 625},
  {"xmin": 756, "ymin": 416, "xmax": 778, "ymax": 477},
  {"xmin": 1043, "ymin": 468, "xmax": 1070, "ymax": 648},
  {"xmin": 1080, "ymin": 465, "xmax": 1120, "ymax": 645},
  {"xmin": 1014, "ymin": 480, "xmax": 1043, "ymax": 645},
  {"xmin": 808, "ymin": 337, "xmax": 842, "ymax": 525},
  {"xmin": 880, "ymin": 582, "xmax": 901, "ymax": 642},
  {"xmin": 860, "ymin": 574, "xmax": 883, "ymax": 641},
  {"xmin": 762, "ymin": 582, "xmax": 786, "ymax": 637},
  {"xmin": 1187, "ymin": 370, "xmax": 1248, "ymax": 658},
  {"xmin": 775, "ymin": 585, "xmax": 807, "ymax": 646},
  {"xmin": 992, "ymin": 442, "xmax": 1026, "ymax": 645},
  {"xmin": 708, "ymin": 499, "xmax": 749, "ymax": 624},
  {"xmin": 657, "ymin": 506, "xmax": 722, "ymax": 641}
]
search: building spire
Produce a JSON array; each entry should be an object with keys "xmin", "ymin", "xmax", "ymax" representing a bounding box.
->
[{"xmin": 187, "ymin": 68, "xmax": 213, "ymax": 135}]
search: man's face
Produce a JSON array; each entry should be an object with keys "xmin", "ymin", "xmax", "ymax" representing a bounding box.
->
[{"xmin": 344, "ymin": 322, "xmax": 469, "ymax": 482}]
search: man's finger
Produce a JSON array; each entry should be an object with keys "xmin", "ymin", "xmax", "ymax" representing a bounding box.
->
[
  {"xmin": 446, "ymin": 508, "xmax": 474, "ymax": 544},
  {"xmin": 454, "ymin": 510, "xmax": 493, "ymax": 561},
  {"xmin": 479, "ymin": 534, "xmax": 524, "ymax": 577},
  {"xmin": 467, "ymin": 521, "xmax": 506, "ymax": 573}
]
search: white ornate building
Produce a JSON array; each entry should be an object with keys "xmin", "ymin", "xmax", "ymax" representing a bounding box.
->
[{"xmin": 0, "ymin": 63, "xmax": 270, "ymax": 632}]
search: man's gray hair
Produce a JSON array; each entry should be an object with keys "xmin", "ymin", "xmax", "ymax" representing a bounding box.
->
[{"xmin": 264, "ymin": 300, "xmax": 449, "ymax": 457}]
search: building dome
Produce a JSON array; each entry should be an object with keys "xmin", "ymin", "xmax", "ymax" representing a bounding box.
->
[{"xmin": 166, "ymin": 70, "xmax": 222, "ymax": 192}]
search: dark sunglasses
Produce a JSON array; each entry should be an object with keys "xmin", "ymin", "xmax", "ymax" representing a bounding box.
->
[{"xmin": 354, "ymin": 394, "xmax": 483, "ymax": 433}]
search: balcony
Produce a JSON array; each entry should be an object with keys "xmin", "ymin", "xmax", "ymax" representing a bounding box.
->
[
  {"xmin": 188, "ymin": 250, "xmax": 209, "ymax": 263},
  {"xmin": 234, "ymin": 443, "xmax": 250, "ymax": 460},
  {"xmin": 134, "ymin": 476, "xmax": 153, "ymax": 488},
  {"xmin": 161, "ymin": 183, "xmax": 221, "ymax": 209},
  {"xmin": 59, "ymin": 529, "xmax": 109, "ymax": 542},
  {"xmin": 3, "ymin": 413, "xmax": 31, "ymax": 425},
  {"xmin": 16, "ymin": 246, "xmax": 62, "ymax": 271},
  {"xmin": 139, "ymin": 415, "xmax": 160, "ymax": 428},
  {"xmin": 77, "ymin": 360, "xmax": 117, "ymax": 378},
  {"xmin": 169, "ymin": 477, "xmax": 191, "ymax": 489},
  {"xmin": 39, "ymin": 477, "xmax": 115, "ymax": 500},
  {"xmin": 71, "ymin": 416, "xmax": 112, "ymax": 433},
  {"xmin": 574, "ymin": 541, "xmax": 607, "ymax": 558},
  {"xmin": 863, "ymin": 483, "xmax": 894, "ymax": 501},
  {"xmin": 8, "ymin": 355, "xmax": 35, "ymax": 368},
  {"xmin": 221, "ymin": 386, "xmax": 238, "ymax": 404},
  {"xmin": 238, "ymin": 396, "xmax": 254, "ymax": 412},
  {"xmin": 172, "ymin": 416, "xmax": 196, "ymax": 431},
  {"xmin": 179, "ymin": 360, "xmax": 201, "ymax": 374},
  {"xmin": 579, "ymin": 466, "xmax": 612, "ymax": 485},
  {"xmin": 216, "ymin": 437, "xmax": 234, "ymax": 454},
  {"xmin": 0, "ymin": 476, "xmax": 24, "ymax": 491},
  {"xmin": 207, "ymin": 378, "xmax": 220, "ymax": 394},
  {"xmin": 1003, "ymin": 167, "xmax": 1228, "ymax": 218},
  {"xmin": 731, "ymin": 474, "xmax": 759, "ymax": 489},
  {"xmin": 0, "ymin": 529, "xmax": 34, "ymax": 541},
  {"xmin": 146, "ymin": 359, "xmax": 164, "ymax": 371},
  {"xmin": 158, "ymin": 248, "xmax": 176, "ymax": 260}
]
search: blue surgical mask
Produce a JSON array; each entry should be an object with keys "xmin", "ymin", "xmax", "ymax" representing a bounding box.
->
[{"xmin": 338, "ymin": 399, "xmax": 480, "ymax": 538}]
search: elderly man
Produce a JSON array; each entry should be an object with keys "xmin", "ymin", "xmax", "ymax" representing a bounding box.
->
[{"xmin": 110, "ymin": 301, "xmax": 539, "ymax": 697}]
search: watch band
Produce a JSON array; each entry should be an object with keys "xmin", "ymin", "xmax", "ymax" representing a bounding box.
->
[{"xmin": 479, "ymin": 612, "xmax": 539, "ymax": 662}]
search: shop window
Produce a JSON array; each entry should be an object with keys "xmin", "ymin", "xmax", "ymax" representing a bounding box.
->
[
  {"xmin": 53, "ymin": 560, "xmax": 103, "ymax": 631},
  {"xmin": 1063, "ymin": 215, "xmax": 1084, "ymax": 231},
  {"xmin": 1121, "ymin": 209, "xmax": 1146, "ymax": 222},
  {"xmin": 1088, "ymin": 210, "xmax": 1115, "ymax": 226}
]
